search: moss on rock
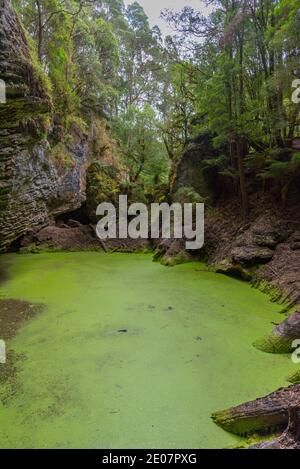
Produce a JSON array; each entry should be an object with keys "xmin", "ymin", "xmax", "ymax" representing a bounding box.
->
[
  {"xmin": 212, "ymin": 259, "xmax": 252, "ymax": 281},
  {"xmin": 86, "ymin": 161, "xmax": 120, "ymax": 222},
  {"xmin": 251, "ymin": 279, "xmax": 292, "ymax": 308},
  {"xmin": 211, "ymin": 408, "xmax": 283, "ymax": 436},
  {"xmin": 254, "ymin": 309, "xmax": 300, "ymax": 354},
  {"xmin": 158, "ymin": 250, "xmax": 193, "ymax": 267},
  {"xmin": 253, "ymin": 331, "xmax": 293, "ymax": 354},
  {"xmin": 287, "ymin": 370, "xmax": 300, "ymax": 384}
]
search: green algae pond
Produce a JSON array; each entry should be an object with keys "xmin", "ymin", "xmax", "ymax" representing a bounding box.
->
[{"xmin": 0, "ymin": 252, "xmax": 296, "ymax": 448}]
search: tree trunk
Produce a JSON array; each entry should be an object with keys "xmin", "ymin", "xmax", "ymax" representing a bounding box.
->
[
  {"xmin": 36, "ymin": 0, "xmax": 43, "ymax": 61},
  {"xmin": 236, "ymin": 138, "xmax": 248, "ymax": 218}
]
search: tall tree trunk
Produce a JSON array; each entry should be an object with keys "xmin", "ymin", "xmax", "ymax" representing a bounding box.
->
[
  {"xmin": 236, "ymin": 138, "xmax": 248, "ymax": 218},
  {"xmin": 36, "ymin": 0, "xmax": 43, "ymax": 60},
  {"xmin": 236, "ymin": 24, "xmax": 248, "ymax": 217}
]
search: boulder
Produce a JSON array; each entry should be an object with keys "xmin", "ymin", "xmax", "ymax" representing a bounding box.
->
[
  {"xmin": 20, "ymin": 224, "xmax": 102, "ymax": 252},
  {"xmin": 232, "ymin": 246, "xmax": 274, "ymax": 266},
  {"xmin": 213, "ymin": 259, "xmax": 252, "ymax": 281},
  {"xmin": 252, "ymin": 229, "xmax": 283, "ymax": 248}
]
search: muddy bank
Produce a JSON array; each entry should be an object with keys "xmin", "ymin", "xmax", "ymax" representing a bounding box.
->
[
  {"xmin": 19, "ymin": 223, "xmax": 103, "ymax": 253},
  {"xmin": 0, "ymin": 262, "xmax": 44, "ymax": 383},
  {"xmin": 0, "ymin": 299, "xmax": 44, "ymax": 340},
  {"xmin": 0, "ymin": 298, "xmax": 44, "ymax": 403},
  {"xmin": 0, "ymin": 261, "xmax": 9, "ymax": 284},
  {"xmin": 0, "ymin": 265, "xmax": 7, "ymax": 282},
  {"xmin": 18, "ymin": 222, "xmax": 151, "ymax": 254}
]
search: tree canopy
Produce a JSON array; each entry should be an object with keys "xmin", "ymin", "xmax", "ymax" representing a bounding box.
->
[{"xmin": 13, "ymin": 0, "xmax": 300, "ymax": 212}]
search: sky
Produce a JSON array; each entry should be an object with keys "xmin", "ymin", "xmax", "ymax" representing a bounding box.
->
[{"xmin": 124, "ymin": 0, "xmax": 214, "ymax": 36}]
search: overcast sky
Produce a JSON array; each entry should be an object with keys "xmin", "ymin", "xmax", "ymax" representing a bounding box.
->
[{"xmin": 124, "ymin": 0, "xmax": 214, "ymax": 36}]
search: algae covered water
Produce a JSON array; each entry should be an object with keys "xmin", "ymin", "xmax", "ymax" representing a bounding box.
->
[{"xmin": 0, "ymin": 252, "xmax": 295, "ymax": 448}]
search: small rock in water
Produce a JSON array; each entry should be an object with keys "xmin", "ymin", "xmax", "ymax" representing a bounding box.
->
[{"xmin": 195, "ymin": 336, "xmax": 202, "ymax": 341}]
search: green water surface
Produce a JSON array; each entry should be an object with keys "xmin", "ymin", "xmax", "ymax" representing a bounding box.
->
[{"xmin": 0, "ymin": 252, "xmax": 296, "ymax": 448}]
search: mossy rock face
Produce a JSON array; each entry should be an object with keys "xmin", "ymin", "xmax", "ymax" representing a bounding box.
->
[
  {"xmin": 212, "ymin": 259, "xmax": 252, "ymax": 281},
  {"xmin": 19, "ymin": 242, "xmax": 57, "ymax": 254},
  {"xmin": 253, "ymin": 332, "xmax": 294, "ymax": 354},
  {"xmin": 152, "ymin": 238, "xmax": 193, "ymax": 267},
  {"xmin": 86, "ymin": 161, "xmax": 120, "ymax": 223},
  {"xmin": 0, "ymin": 0, "xmax": 54, "ymax": 252},
  {"xmin": 159, "ymin": 250, "xmax": 193, "ymax": 267},
  {"xmin": 0, "ymin": 98, "xmax": 49, "ymax": 130},
  {"xmin": 211, "ymin": 408, "xmax": 286, "ymax": 436},
  {"xmin": 0, "ymin": 1, "xmax": 88, "ymax": 252},
  {"xmin": 211, "ymin": 385, "xmax": 300, "ymax": 437},
  {"xmin": 251, "ymin": 279, "xmax": 291, "ymax": 307},
  {"xmin": 254, "ymin": 309, "xmax": 300, "ymax": 354},
  {"xmin": 287, "ymin": 370, "xmax": 300, "ymax": 384}
]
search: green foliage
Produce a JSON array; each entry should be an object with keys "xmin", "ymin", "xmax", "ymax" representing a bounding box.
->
[
  {"xmin": 173, "ymin": 186, "xmax": 204, "ymax": 204},
  {"xmin": 162, "ymin": 0, "xmax": 300, "ymax": 214},
  {"xmin": 50, "ymin": 142, "xmax": 75, "ymax": 176},
  {"xmin": 12, "ymin": 0, "xmax": 300, "ymax": 210},
  {"xmin": 112, "ymin": 104, "xmax": 169, "ymax": 196},
  {"xmin": 258, "ymin": 152, "xmax": 300, "ymax": 180},
  {"xmin": 13, "ymin": 0, "xmax": 171, "ymax": 200},
  {"xmin": 86, "ymin": 160, "xmax": 120, "ymax": 220}
]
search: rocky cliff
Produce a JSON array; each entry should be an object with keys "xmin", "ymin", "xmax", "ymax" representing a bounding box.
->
[{"xmin": 0, "ymin": 0, "xmax": 89, "ymax": 251}]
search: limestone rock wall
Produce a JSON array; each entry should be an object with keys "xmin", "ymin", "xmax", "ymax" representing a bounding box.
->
[{"xmin": 0, "ymin": 0, "xmax": 88, "ymax": 251}]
